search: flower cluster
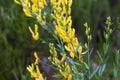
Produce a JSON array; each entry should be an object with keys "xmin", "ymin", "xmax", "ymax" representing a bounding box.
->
[
  {"xmin": 15, "ymin": 0, "xmax": 86, "ymax": 80},
  {"xmin": 14, "ymin": 0, "xmax": 117, "ymax": 79},
  {"xmin": 84, "ymin": 23, "xmax": 92, "ymax": 41},
  {"xmin": 29, "ymin": 24, "xmax": 39, "ymax": 40},
  {"xmin": 27, "ymin": 52, "xmax": 44, "ymax": 80},
  {"xmin": 51, "ymin": 0, "xmax": 83, "ymax": 62},
  {"xmin": 105, "ymin": 16, "xmax": 112, "ymax": 40},
  {"xmin": 14, "ymin": 0, "xmax": 47, "ymax": 26},
  {"xmin": 49, "ymin": 43, "xmax": 72, "ymax": 80}
]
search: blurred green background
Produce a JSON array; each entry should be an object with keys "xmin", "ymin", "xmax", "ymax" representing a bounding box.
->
[{"xmin": 0, "ymin": 0, "xmax": 120, "ymax": 80}]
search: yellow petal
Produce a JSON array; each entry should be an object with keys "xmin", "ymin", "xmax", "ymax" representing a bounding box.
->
[
  {"xmin": 33, "ymin": 32, "xmax": 39, "ymax": 40},
  {"xmin": 61, "ymin": 0, "xmax": 65, "ymax": 6},
  {"xmin": 51, "ymin": 0, "xmax": 57, "ymax": 6},
  {"xmin": 36, "ymin": 65, "xmax": 40, "ymax": 75},
  {"xmin": 62, "ymin": 36, "xmax": 70, "ymax": 43},
  {"xmin": 68, "ymin": 28, "xmax": 75, "ymax": 39},
  {"xmin": 59, "ymin": 70, "xmax": 67, "ymax": 79},
  {"xmin": 68, "ymin": 0, "xmax": 72, "ymax": 7},
  {"xmin": 27, "ymin": 64, "xmax": 34, "ymax": 73},
  {"xmin": 29, "ymin": 27, "xmax": 34, "ymax": 35},
  {"xmin": 68, "ymin": 44, "xmax": 74, "ymax": 52},
  {"xmin": 43, "ymin": 0, "xmax": 47, "ymax": 6},
  {"xmin": 78, "ymin": 46, "xmax": 82, "ymax": 54},
  {"xmin": 65, "ymin": 65, "xmax": 70, "ymax": 73},
  {"xmin": 68, "ymin": 19, "xmax": 72, "ymax": 28},
  {"xmin": 63, "ymin": 7, "xmax": 66, "ymax": 14},
  {"xmin": 38, "ymin": 2, "xmax": 44, "ymax": 9},
  {"xmin": 72, "ymin": 38, "xmax": 78, "ymax": 47},
  {"xmin": 23, "ymin": 8, "xmax": 32, "ymax": 17},
  {"xmin": 70, "ymin": 52, "xmax": 75, "ymax": 59},
  {"xmin": 68, "ymin": 74, "xmax": 72, "ymax": 80},
  {"xmin": 29, "ymin": 24, "xmax": 39, "ymax": 40},
  {"xmin": 37, "ymin": 74, "xmax": 44, "ymax": 80},
  {"xmin": 34, "ymin": 52, "xmax": 39, "ymax": 64},
  {"xmin": 79, "ymin": 55, "xmax": 83, "ymax": 62},
  {"xmin": 31, "ymin": 0, "xmax": 37, "ymax": 3},
  {"xmin": 35, "ymin": 24, "xmax": 38, "ymax": 34},
  {"xmin": 66, "ymin": 16, "xmax": 71, "ymax": 24},
  {"xmin": 65, "ymin": 45, "xmax": 71, "ymax": 52},
  {"xmin": 85, "ymin": 43, "xmax": 88, "ymax": 49},
  {"xmin": 68, "ymin": 7, "xmax": 71, "ymax": 15},
  {"xmin": 61, "ymin": 54, "xmax": 67, "ymax": 62},
  {"xmin": 32, "ymin": 3, "xmax": 38, "ymax": 13},
  {"xmin": 14, "ymin": 0, "xmax": 20, "ymax": 4}
]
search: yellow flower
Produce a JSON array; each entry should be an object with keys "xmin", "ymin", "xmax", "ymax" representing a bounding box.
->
[
  {"xmin": 56, "ymin": 1, "xmax": 61, "ymax": 6},
  {"xmin": 68, "ymin": 0, "xmax": 72, "ymax": 7},
  {"xmin": 38, "ymin": 2, "xmax": 44, "ymax": 9},
  {"xmin": 63, "ymin": 7, "xmax": 66, "ymax": 14},
  {"xmin": 70, "ymin": 52, "xmax": 75, "ymax": 59},
  {"xmin": 64, "ymin": 43, "xmax": 76, "ymax": 58},
  {"xmin": 71, "ymin": 38, "xmax": 78, "ymax": 47},
  {"xmin": 36, "ymin": 74, "xmax": 44, "ymax": 80},
  {"xmin": 65, "ymin": 44, "xmax": 74, "ymax": 52},
  {"xmin": 31, "ymin": 0, "xmax": 37, "ymax": 3},
  {"xmin": 68, "ymin": 19, "xmax": 72, "ymax": 28},
  {"xmin": 27, "ymin": 64, "xmax": 34, "ymax": 73},
  {"xmin": 14, "ymin": 0, "xmax": 20, "ymax": 4},
  {"xmin": 29, "ymin": 24, "xmax": 39, "ymax": 40},
  {"xmin": 27, "ymin": 52, "xmax": 44, "ymax": 80},
  {"xmin": 51, "ymin": 13, "xmax": 56, "ymax": 19},
  {"xmin": 23, "ymin": 8, "xmax": 32, "ymax": 17},
  {"xmin": 68, "ymin": 74, "xmax": 72, "ymax": 80},
  {"xmin": 62, "ymin": 36, "xmax": 70, "ymax": 43},
  {"xmin": 37, "ymin": 14, "xmax": 43, "ymax": 25},
  {"xmin": 56, "ymin": 26, "xmax": 71, "ymax": 43},
  {"xmin": 34, "ymin": 52, "xmax": 39, "ymax": 65},
  {"xmin": 68, "ymin": 7, "xmax": 71, "ymax": 15},
  {"xmin": 34, "ymin": 52, "xmax": 39, "ymax": 59},
  {"xmin": 65, "ymin": 65, "xmax": 70, "ymax": 73},
  {"xmin": 78, "ymin": 46, "xmax": 82, "ymax": 54},
  {"xmin": 51, "ymin": 0, "xmax": 57, "ymax": 6},
  {"xmin": 24, "ymin": 0, "xmax": 29, "ymax": 6},
  {"xmin": 59, "ymin": 70, "xmax": 68, "ymax": 79},
  {"xmin": 66, "ymin": 16, "xmax": 71, "ymax": 24},
  {"xmin": 68, "ymin": 28, "xmax": 75, "ymax": 39},
  {"xmin": 49, "ymin": 43, "xmax": 58, "ymax": 57},
  {"xmin": 64, "ymin": 0, "xmax": 67, "ymax": 5},
  {"xmin": 61, "ymin": 54, "xmax": 67, "ymax": 62},
  {"xmin": 36, "ymin": 65, "xmax": 44, "ymax": 80},
  {"xmin": 56, "ymin": 26, "xmax": 66, "ymax": 35},
  {"xmin": 53, "ymin": 57, "xmax": 60, "ymax": 64},
  {"xmin": 32, "ymin": 3, "xmax": 38, "ymax": 13},
  {"xmin": 79, "ymin": 55, "xmax": 83, "ymax": 62},
  {"xmin": 43, "ymin": 0, "xmax": 47, "ymax": 6},
  {"xmin": 27, "ymin": 64, "xmax": 37, "ymax": 78},
  {"xmin": 85, "ymin": 43, "xmax": 88, "ymax": 49},
  {"xmin": 61, "ymin": 0, "xmax": 65, "ymax": 6}
]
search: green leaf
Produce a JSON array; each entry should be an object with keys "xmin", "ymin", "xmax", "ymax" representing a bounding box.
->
[
  {"xmin": 52, "ymin": 74, "xmax": 62, "ymax": 78},
  {"xmin": 113, "ymin": 68, "xmax": 117, "ymax": 78},
  {"xmin": 81, "ymin": 62, "xmax": 89, "ymax": 71},
  {"xmin": 90, "ymin": 66, "xmax": 100, "ymax": 79},
  {"xmin": 98, "ymin": 64, "xmax": 106, "ymax": 76},
  {"xmin": 67, "ymin": 57, "xmax": 74, "ymax": 65},
  {"xmin": 97, "ymin": 50, "xmax": 103, "ymax": 62},
  {"xmin": 89, "ymin": 48, "xmax": 93, "ymax": 56},
  {"xmin": 103, "ymin": 43, "xmax": 109, "ymax": 54}
]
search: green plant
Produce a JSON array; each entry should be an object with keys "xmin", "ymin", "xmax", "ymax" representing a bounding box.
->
[{"xmin": 13, "ymin": 0, "xmax": 120, "ymax": 80}]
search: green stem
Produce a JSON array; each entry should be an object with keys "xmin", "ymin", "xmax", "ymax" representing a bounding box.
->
[{"xmin": 88, "ymin": 41, "xmax": 91, "ymax": 80}]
